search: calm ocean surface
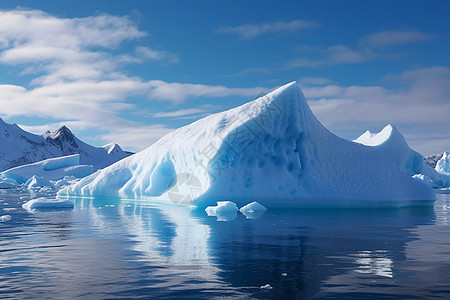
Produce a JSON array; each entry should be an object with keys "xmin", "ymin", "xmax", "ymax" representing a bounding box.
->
[{"xmin": 1, "ymin": 188, "xmax": 450, "ymax": 299}]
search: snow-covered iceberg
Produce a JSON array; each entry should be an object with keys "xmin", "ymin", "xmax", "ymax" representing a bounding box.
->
[
  {"xmin": 2, "ymin": 154, "xmax": 93, "ymax": 184},
  {"xmin": 59, "ymin": 82, "xmax": 435, "ymax": 207}
]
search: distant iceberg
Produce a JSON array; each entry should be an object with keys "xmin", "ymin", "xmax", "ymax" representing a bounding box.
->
[
  {"xmin": 2, "ymin": 154, "xmax": 93, "ymax": 184},
  {"xmin": 59, "ymin": 82, "xmax": 435, "ymax": 207}
]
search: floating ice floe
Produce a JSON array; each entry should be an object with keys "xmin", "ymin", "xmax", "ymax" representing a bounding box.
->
[
  {"xmin": 260, "ymin": 284, "xmax": 273, "ymax": 290},
  {"xmin": 205, "ymin": 201, "xmax": 238, "ymax": 221},
  {"xmin": 22, "ymin": 197, "xmax": 74, "ymax": 212},
  {"xmin": 60, "ymin": 82, "xmax": 436, "ymax": 207},
  {"xmin": 0, "ymin": 215, "xmax": 11, "ymax": 222},
  {"xmin": 239, "ymin": 201, "xmax": 267, "ymax": 219}
]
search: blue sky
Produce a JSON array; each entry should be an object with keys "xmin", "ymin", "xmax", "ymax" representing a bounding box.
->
[{"xmin": 0, "ymin": 1, "xmax": 449, "ymax": 155}]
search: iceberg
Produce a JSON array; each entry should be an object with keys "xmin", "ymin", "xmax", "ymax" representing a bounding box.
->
[
  {"xmin": 2, "ymin": 154, "xmax": 93, "ymax": 184},
  {"xmin": 59, "ymin": 82, "xmax": 435, "ymax": 207},
  {"xmin": 435, "ymin": 152, "xmax": 450, "ymax": 175},
  {"xmin": 412, "ymin": 152, "xmax": 450, "ymax": 189}
]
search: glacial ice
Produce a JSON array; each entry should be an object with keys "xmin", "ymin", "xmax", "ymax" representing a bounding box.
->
[
  {"xmin": 59, "ymin": 82, "xmax": 436, "ymax": 207},
  {"xmin": 2, "ymin": 154, "xmax": 93, "ymax": 184}
]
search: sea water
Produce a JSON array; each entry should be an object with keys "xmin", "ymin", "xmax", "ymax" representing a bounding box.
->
[{"xmin": 1, "ymin": 187, "xmax": 450, "ymax": 299}]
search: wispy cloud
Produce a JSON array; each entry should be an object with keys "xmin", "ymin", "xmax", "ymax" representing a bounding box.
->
[
  {"xmin": 147, "ymin": 80, "xmax": 268, "ymax": 102},
  {"xmin": 134, "ymin": 46, "xmax": 179, "ymax": 64},
  {"xmin": 359, "ymin": 30, "xmax": 434, "ymax": 49},
  {"xmin": 286, "ymin": 29, "xmax": 431, "ymax": 68},
  {"xmin": 216, "ymin": 20, "xmax": 319, "ymax": 39},
  {"xmin": 151, "ymin": 108, "xmax": 209, "ymax": 118}
]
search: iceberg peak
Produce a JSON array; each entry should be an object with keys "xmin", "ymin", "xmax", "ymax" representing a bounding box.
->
[
  {"xmin": 354, "ymin": 124, "xmax": 404, "ymax": 147},
  {"xmin": 60, "ymin": 82, "xmax": 435, "ymax": 207}
]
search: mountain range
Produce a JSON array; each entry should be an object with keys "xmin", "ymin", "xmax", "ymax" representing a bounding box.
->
[{"xmin": 0, "ymin": 118, "xmax": 132, "ymax": 171}]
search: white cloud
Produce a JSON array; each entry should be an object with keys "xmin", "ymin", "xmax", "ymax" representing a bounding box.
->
[
  {"xmin": 0, "ymin": 9, "xmax": 270, "ymax": 151},
  {"xmin": 359, "ymin": 30, "xmax": 433, "ymax": 49},
  {"xmin": 216, "ymin": 20, "xmax": 319, "ymax": 39},
  {"xmin": 303, "ymin": 67, "xmax": 450, "ymax": 155}
]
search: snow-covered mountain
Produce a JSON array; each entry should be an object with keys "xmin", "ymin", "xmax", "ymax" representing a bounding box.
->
[
  {"xmin": 60, "ymin": 82, "xmax": 435, "ymax": 207},
  {"xmin": 0, "ymin": 118, "xmax": 133, "ymax": 171}
]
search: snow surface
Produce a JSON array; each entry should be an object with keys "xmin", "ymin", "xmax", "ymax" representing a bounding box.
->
[
  {"xmin": 0, "ymin": 120, "xmax": 133, "ymax": 171},
  {"xmin": 354, "ymin": 125, "xmax": 395, "ymax": 146},
  {"xmin": 60, "ymin": 82, "xmax": 436, "ymax": 207},
  {"xmin": 22, "ymin": 197, "xmax": 74, "ymax": 211},
  {"xmin": 2, "ymin": 154, "xmax": 93, "ymax": 184}
]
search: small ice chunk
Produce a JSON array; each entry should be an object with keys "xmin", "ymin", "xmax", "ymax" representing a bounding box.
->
[
  {"xmin": 2, "ymin": 208, "xmax": 16, "ymax": 212},
  {"xmin": 22, "ymin": 197, "xmax": 74, "ymax": 212},
  {"xmin": 205, "ymin": 201, "xmax": 238, "ymax": 221},
  {"xmin": 26, "ymin": 175, "xmax": 52, "ymax": 189},
  {"xmin": 0, "ymin": 215, "xmax": 12, "ymax": 222},
  {"xmin": 239, "ymin": 201, "xmax": 267, "ymax": 219},
  {"xmin": 260, "ymin": 284, "xmax": 273, "ymax": 290},
  {"xmin": 281, "ymin": 273, "xmax": 288, "ymax": 277}
]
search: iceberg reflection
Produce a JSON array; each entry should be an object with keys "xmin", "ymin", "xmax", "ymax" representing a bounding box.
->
[{"xmin": 353, "ymin": 250, "xmax": 393, "ymax": 278}]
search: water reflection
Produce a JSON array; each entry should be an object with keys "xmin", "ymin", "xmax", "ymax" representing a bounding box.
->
[
  {"xmin": 2, "ymin": 191, "xmax": 450, "ymax": 299},
  {"xmin": 352, "ymin": 250, "xmax": 393, "ymax": 278}
]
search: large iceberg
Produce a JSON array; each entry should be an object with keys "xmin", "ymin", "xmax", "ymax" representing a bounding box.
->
[{"xmin": 59, "ymin": 82, "xmax": 435, "ymax": 207}]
